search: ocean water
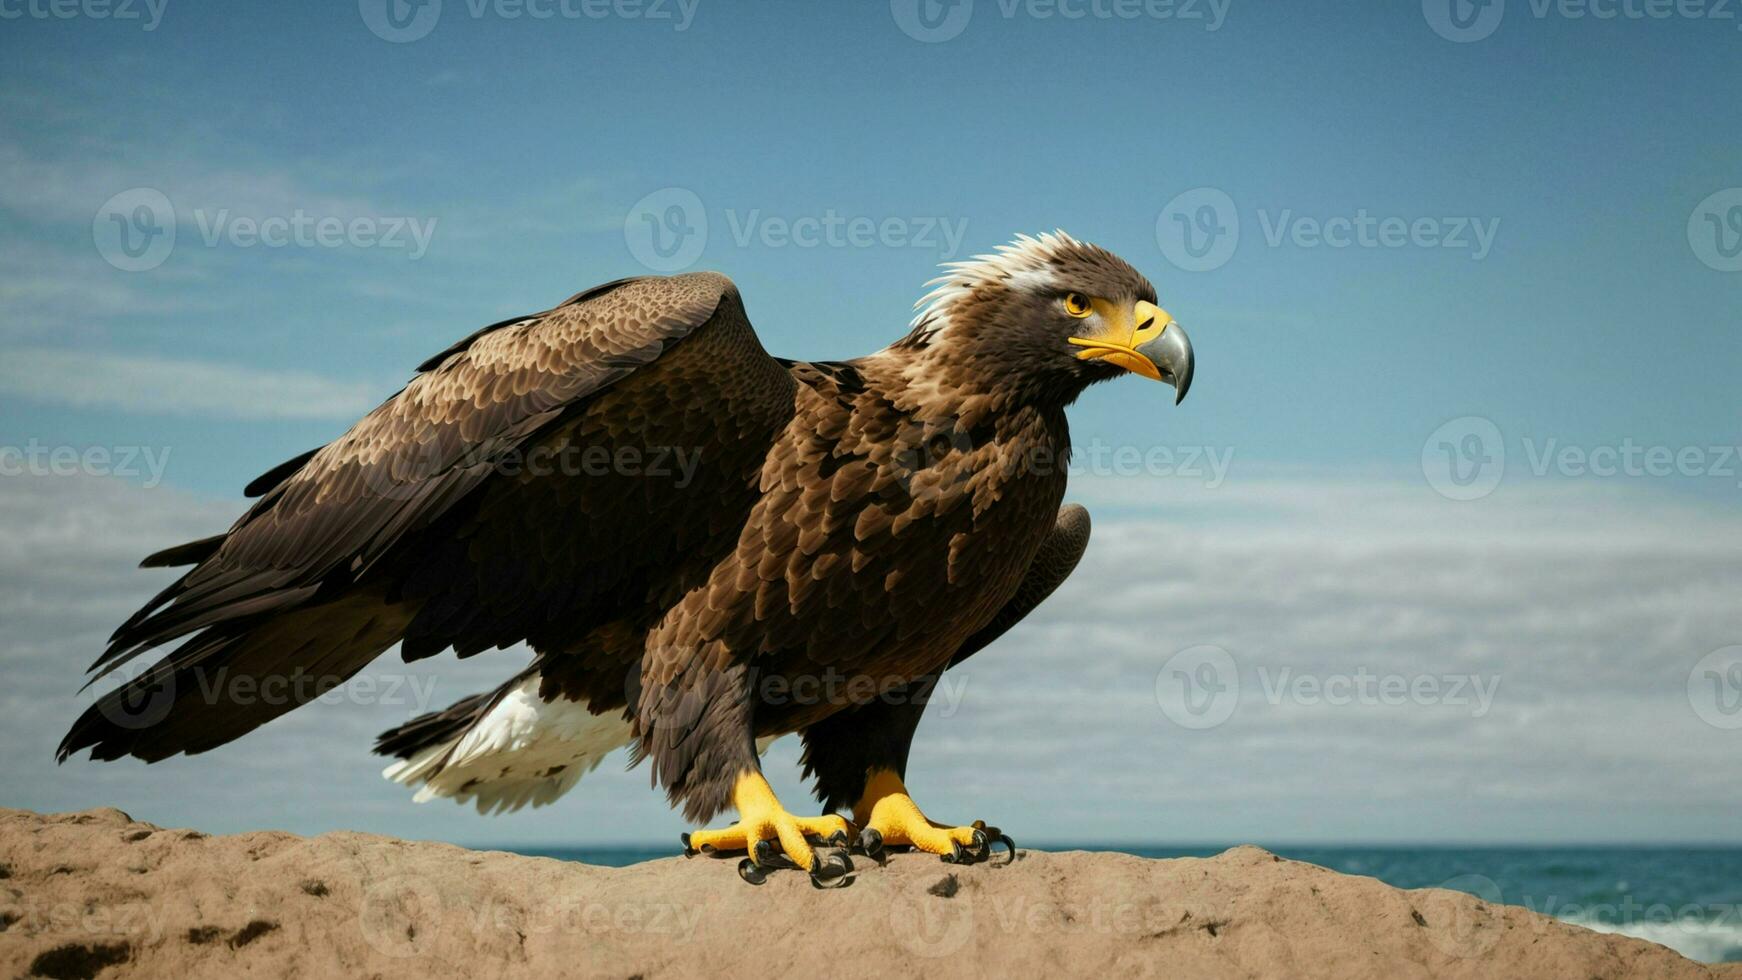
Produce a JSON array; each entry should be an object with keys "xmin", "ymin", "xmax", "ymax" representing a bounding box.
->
[{"xmin": 499, "ymin": 842, "xmax": 1742, "ymax": 964}]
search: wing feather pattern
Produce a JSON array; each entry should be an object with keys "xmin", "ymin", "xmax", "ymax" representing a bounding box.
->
[
  {"xmin": 61, "ymin": 271, "xmax": 784, "ymax": 763},
  {"xmin": 91, "ymin": 273, "xmax": 734, "ymax": 681}
]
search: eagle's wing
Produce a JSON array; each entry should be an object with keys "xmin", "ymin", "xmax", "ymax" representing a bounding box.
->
[
  {"xmin": 948, "ymin": 503, "xmax": 1091, "ymax": 667},
  {"xmin": 92, "ymin": 272, "xmax": 755, "ymax": 678},
  {"xmin": 63, "ymin": 272, "xmax": 794, "ymax": 763}
]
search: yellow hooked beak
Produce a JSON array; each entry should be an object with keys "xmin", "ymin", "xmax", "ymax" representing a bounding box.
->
[{"xmin": 1068, "ymin": 299, "xmax": 1195, "ymax": 404}]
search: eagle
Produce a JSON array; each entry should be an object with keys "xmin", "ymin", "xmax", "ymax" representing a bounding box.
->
[{"xmin": 59, "ymin": 232, "xmax": 1194, "ymax": 886}]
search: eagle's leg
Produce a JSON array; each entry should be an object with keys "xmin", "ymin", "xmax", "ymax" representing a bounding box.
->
[
  {"xmin": 645, "ymin": 656, "xmax": 849, "ymax": 882},
  {"xmin": 799, "ymin": 674, "xmax": 1015, "ymax": 866},
  {"xmin": 681, "ymin": 771, "xmax": 852, "ymax": 884},
  {"xmin": 852, "ymin": 768, "xmax": 1013, "ymax": 865}
]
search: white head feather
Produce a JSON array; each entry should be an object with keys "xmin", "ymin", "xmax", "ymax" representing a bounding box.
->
[{"xmin": 901, "ymin": 230, "xmax": 1082, "ymax": 347}]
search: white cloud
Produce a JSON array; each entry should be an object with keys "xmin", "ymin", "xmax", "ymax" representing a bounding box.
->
[
  {"xmin": 0, "ymin": 140, "xmax": 379, "ymax": 229},
  {"xmin": 0, "ymin": 241, "xmax": 216, "ymax": 341},
  {"xmin": 0, "ymin": 348, "xmax": 383, "ymax": 420}
]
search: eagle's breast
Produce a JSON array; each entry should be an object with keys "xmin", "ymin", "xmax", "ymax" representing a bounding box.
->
[{"xmin": 647, "ymin": 361, "xmax": 1069, "ymax": 730}]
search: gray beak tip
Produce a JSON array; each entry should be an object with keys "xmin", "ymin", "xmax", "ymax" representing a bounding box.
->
[{"xmin": 1138, "ymin": 321, "xmax": 1194, "ymax": 406}]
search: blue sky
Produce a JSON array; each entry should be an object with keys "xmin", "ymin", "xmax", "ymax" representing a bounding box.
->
[{"xmin": 1, "ymin": 1, "xmax": 1740, "ymax": 846}]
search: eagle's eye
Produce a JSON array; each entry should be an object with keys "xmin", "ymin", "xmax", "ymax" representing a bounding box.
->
[{"xmin": 1062, "ymin": 292, "xmax": 1093, "ymax": 318}]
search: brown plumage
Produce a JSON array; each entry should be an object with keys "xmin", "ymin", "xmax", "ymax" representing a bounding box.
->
[{"xmin": 59, "ymin": 232, "xmax": 1193, "ymax": 830}]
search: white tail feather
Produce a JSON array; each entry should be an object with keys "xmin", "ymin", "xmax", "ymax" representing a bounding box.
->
[{"xmin": 382, "ymin": 673, "xmax": 633, "ymax": 815}]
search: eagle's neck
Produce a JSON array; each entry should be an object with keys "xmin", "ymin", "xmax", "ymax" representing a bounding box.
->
[{"xmin": 859, "ymin": 343, "xmax": 1075, "ymax": 454}]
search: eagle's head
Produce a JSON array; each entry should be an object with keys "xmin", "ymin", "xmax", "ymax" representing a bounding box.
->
[{"xmin": 898, "ymin": 231, "xmax": 1194, "ymax": 406}]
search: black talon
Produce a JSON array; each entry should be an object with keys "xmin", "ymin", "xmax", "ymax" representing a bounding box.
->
[
  {"xmin": 680, "ymin": 832, "xmax": 697, "ymax": 858},
  {"xmin": 856, "ymin": 827, "xmax": 886, "ymax": 864},
  {"xmin": 989, "ymin": 832, "xmax": 1017, "ymax": 866},
  {"xmin": 751, "ymin": 838, "xmax": 802, "ymax": 871},
  {"xmin": 809, "ymin": 851, "xmax": 852, "ymax": 889},
  {"xmin": 737, "ymin": 858, "xmax": 768, "ymax": 885},
  {"xmin": 961, "ymin": 829, "xmax": 992, "ymax": 864},
  {"xmin": 745, "ymin": 835, "xmax": 804, "ymax": 873},
  {"xmin": 824, "ymin": 828, "xmax": 851, "ymax": 849},
  {"xmin": 940, "ymin": 840, "xmax": 970, "ymax": 865}
]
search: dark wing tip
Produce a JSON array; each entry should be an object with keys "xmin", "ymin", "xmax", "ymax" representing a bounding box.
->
[
  {"xmin": 243, "ymin": 447, "xmax": 321, "ymax": 498},
  {"xmin": 139, "ymin": 534, "xmax": 227, "ymax": 569}
]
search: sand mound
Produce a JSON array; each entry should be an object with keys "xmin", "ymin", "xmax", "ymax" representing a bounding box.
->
[{"xmin": 1, "ymin": 807, "xmax": 1734, "ymax": 979}]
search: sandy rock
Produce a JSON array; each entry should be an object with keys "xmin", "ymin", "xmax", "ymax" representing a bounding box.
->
[{"xmin": 0, "ymin": 808, "xmax": 1734, "ymax": 980}]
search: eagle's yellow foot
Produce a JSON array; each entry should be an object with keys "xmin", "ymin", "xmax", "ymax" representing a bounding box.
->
[
  {"xmin": 851, "ymin": 769, "xmax": 1016, "ymax": 866},
  {"xmin": 680, "ymin": 771, "xmax": 852, "ymax": 887}
]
